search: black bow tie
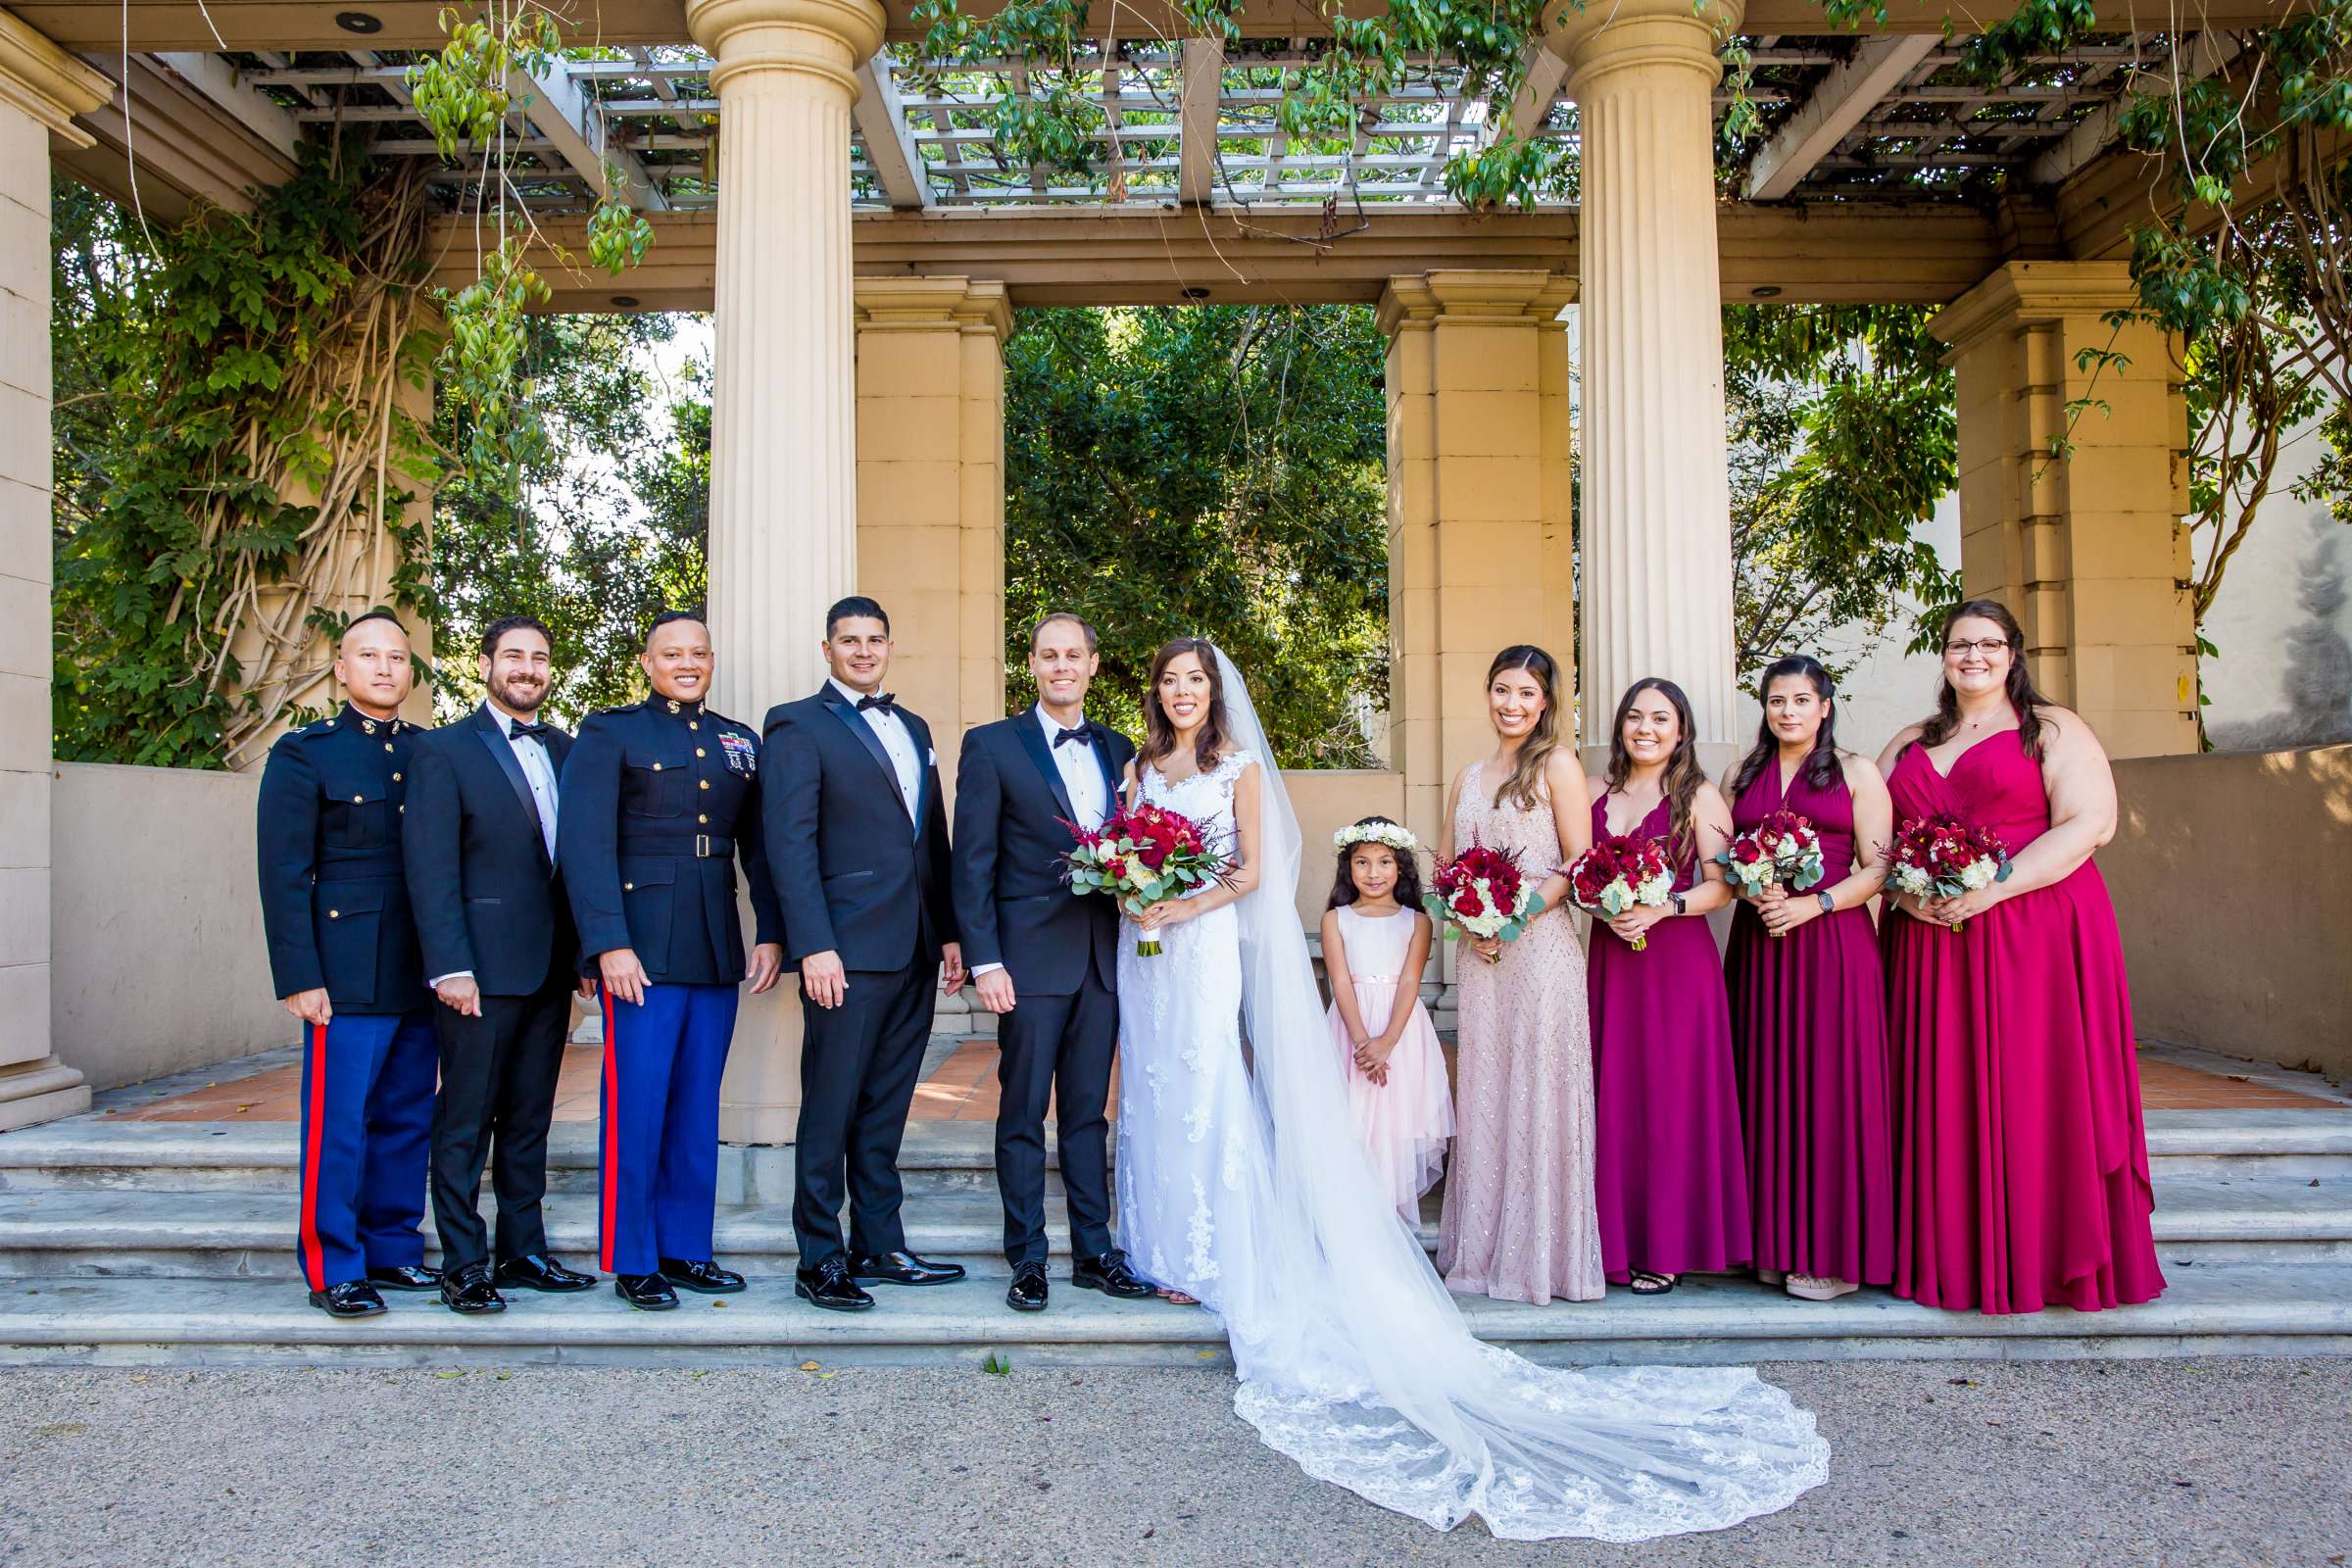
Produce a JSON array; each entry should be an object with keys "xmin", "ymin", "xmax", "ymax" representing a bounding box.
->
[
  {"xmin": 857, "ymin": 692, "xmax": 897, "ymax": 713},
  {"xmin": 1053, "ymin": 726, "xmax": 1090, "ymax": 749},
  {"xmin": 510, "ymin": 720, "xmax": 553, "ymax": 743}
]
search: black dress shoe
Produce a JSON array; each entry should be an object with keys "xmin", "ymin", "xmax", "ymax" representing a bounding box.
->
[
  {"xmin": 615, "ymin": 1272, "xmax": 679, "ymax": 1311},
  {"xmin": 496, "ymin": 1252, "xmax": 596, "ymax": 1293},
  {"xmin": 1005, "ymin": 1261, "xmax": 1049, "ymax": 1313},
  {"xmin": 795, "ymin": 1259, "xmax": 874, "ymax": 1313},
  {"xmin": 440, "ymin": 1263, "xmax": 507, "ymax": 1316},
  {"xmin": 1072, "ymin": 1249, "xmax": 1154, "ymax": 1299},
  {"xmin": 660, "ymin": 1257, "xmax": 747, "ymax": 1295},
  {"xmin": 851, "ymin": 1250, "xmax": 967, "ymax": 1288},
  {"xmin": 307, "ymin": 1280, "xmax": 387, "ymax": 1318},
  {"xmin": 366, "ymin": 1263, "xmax": 443, "ymax": 1292}
]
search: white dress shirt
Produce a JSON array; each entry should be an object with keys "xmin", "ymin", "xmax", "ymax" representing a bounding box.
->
[
  {"xmin": 428, "ymin": 701, "xmax": 561, "ymax": 988},
  {"xmin": 831, "ymin": 676, "xmax": 922, "ymax": 822},
  {"xmin": 974, "ymin": 707, "xmax": 1103, "ymax": 981}
]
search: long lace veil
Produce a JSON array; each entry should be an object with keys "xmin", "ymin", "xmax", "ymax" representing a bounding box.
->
[{"xmin": 1204, "ymin": 644, "xmax": 1830, "ymax": 1542}]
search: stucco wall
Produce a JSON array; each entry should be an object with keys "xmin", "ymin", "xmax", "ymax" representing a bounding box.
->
[
  {"xmin": 1282, "ymin": 769, "xmax": 1408, "ymax": 927},
  {"xmin": 51, "ymin": 762, "xmax": 289, "ymax": 1090},
  {"xmin": 2103, "ymin": 746, "xmax": 2352, "ymax": 1077}
]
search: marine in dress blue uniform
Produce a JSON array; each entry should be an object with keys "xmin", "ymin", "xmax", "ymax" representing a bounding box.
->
[
  {"xmin": 559, "ymin": 611, "xmax": 785, "ymax": 1310},
  {"xmin": 254, "ymin": 611, "xmax": 440, "ymax": 1318}
]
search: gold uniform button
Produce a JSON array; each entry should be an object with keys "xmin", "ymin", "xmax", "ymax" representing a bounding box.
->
[
  {"xmin": 698, "ymin": 813, "xmax": 708, "ymax": 824},
  {"xmin": 383, "ymin": 743, "xmax": 394, "ymax": 753},
  {"xmin": 392, "ymin": 772, "xmax": 402, "ymax": 782},
  {"xmin": 352, "ymin": 795, "xmax": 364, "ymax": 804},
  {"xmin": 699, "ymin": 778, "xmax": 710, "ymax": 791},
  {"xmin": 623, "ymin": 882, "xmax": 634, "ymax": 891},
  {"xmin": 328, "ymin": 909, "xmax": 340, "ymax": 919},
  {"xmin": 696, "ymin": 748, "xmax": 706, "ymax": 758},
  {"xmin": 689, "ymin": 721, "xmax": 700, "ymax": 730}
]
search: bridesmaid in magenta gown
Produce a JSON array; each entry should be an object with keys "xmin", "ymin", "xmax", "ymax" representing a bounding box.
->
[
  {"xmin": 1586, "ymin": 678, "xmax": 1750, "ymax": 1295},
  {"xmin": 1875, "ymin": 600, "xmax": 2165, "ymax": 1315},
  {"xmin": 1720, "ymin": 656, "xmax": 1895, "ymax": 1302}
]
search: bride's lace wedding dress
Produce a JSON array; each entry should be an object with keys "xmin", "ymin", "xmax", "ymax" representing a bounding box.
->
[{"xmin": 1111, "ymin": 649, "xmax": 1831, "ymax": 1543}]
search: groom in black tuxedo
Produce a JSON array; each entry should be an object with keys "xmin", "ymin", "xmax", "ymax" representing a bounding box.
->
[
  {"xmin": 764, "ymin": 596, "xmax": 967, "ymax": 1312},
  {"xmin": 953, "ymin": 612, "xmax": 1154, "ymax": 1312}
]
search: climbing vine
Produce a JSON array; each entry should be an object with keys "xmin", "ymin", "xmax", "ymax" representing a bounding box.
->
[{"xmin": 51, "ymin": 146, "xmax": 440, "ymax": 768}]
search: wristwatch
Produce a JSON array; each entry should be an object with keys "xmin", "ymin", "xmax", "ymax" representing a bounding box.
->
[
  {"xmin": 1670, "ymin": 892, "xmax": 1688, "ymax": 916},
  {"xmin": 1816, "ymin": 890, "xmax": 1837, "ymax": 915}
]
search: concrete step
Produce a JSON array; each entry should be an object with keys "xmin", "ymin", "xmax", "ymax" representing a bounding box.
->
[
  {"xmin": 2141, "ymin": 1109, "xmax": 2352, "ymax": 1180},
  {"xmin": 0, "ymin": 1264, "xmax": 2344, "ymax": 1369},
  {"xmin": 2, "ymin": 1173, "xmax": 2346, "ymax": 1281}
]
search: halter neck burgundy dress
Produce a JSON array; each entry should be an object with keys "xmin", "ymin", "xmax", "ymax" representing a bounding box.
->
[
  {"xmin": 1883, "ymin": 725, "xmax": 2165, "ymax": 1314},
  {"xmin": 1724, "ymin": 758, "xmax": 1895, "ymax": 1290}
]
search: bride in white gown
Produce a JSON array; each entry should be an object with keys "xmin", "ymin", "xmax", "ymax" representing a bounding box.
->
[{"xmin": 1110, "ymin": 638, "xmax": 1830, "ymax": 1542}]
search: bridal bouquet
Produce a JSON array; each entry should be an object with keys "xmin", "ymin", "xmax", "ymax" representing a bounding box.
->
[
  {"xmin": 1716, "ymin": 809, "xmax": 1826, "ymax": 936},
  {"xmin": 1569, "ymin": 835, "xmax": 1675, "ymax": 952},
  {"xmin": 1422, "ymin": 838, "xmax": 1542, "ymax": 964},
  {"xmin": 1063, "ymin": 803, "xmax": 1232, "ymax": 956},
  {"xmin": 1887, "ymin": 813, "xmax": 2012, "ymax": 933}
]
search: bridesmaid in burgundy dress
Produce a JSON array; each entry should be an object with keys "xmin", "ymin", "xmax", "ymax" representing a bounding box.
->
[
  {"xmin": 1720, "ymin": 656, "xmax": 1895, "ymax": 1302},
  {"xmin": 1587, "ymin": 678, "xmax": 1750, "ymax": 1295},
  {"xmin": 1875, "ymin": 600, "xmax": 2165, "ymax": 1315}
]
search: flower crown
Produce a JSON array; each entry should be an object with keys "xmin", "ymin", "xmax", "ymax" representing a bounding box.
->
[{"xmin": 1333, "ymin": 821, "xmax": 1420, "ymax": 855}]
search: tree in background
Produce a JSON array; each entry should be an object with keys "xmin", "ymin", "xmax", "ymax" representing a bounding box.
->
[
  {"xmin": 429, "ymin": 314, "xmax": 708, "ymax": 722},
  {"xmin": 1002, "ymin": 305, "xmax": 1391, "ymax": 768}
]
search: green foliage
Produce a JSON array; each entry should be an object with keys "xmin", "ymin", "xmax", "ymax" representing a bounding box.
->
[
  {"xmin": 50, "ymin": 149, "xmax": 438, "ymax": 768},
  {"xmin": 1722, "ymin": 306, "xmax": 1960, "ymax": 678},
  {"xmin": 430, "ymin": 314, "xmax": 710, "ymax": 722},
  {"xmin": 1002, "ymin": 306, "xmax": 1390, "ymax": 767}
]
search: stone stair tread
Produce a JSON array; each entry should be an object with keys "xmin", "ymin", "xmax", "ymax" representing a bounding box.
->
[{"xmin": 4, "ymin": 1263, "xmax": 2349, "ymax": 1354}]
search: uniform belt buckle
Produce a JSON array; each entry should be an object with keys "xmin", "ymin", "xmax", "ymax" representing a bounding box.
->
[{"xmin": 695, "ymin": 833, "xmax": 711, "ymax": 858}]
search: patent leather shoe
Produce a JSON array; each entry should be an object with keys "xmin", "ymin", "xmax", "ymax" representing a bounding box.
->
[
  {"xmin": 851, "ymin": 1250, "xmax": 966, "ymax": 1288},
  {"xmin": 614, "ymin": 1272, "xmax": 679, "ymax": 1311},
  {"xmin": 1072, "ymin": 1249, "xmax": 1153, "ymax": 1299},
  {"xmin": 440, "ymin": 1262, "xmax": 507, "ymax": 1315},
  {"xmin": 497, "ymin": 1252, "xmax": 596, "ymax": 1293},
  {"xmin": 1005, "ymin": 1260, "xmax": 1049, "ymax": 1313},
  {"xmin": 307, "ymin": 1280, "xmax": 387, "ymax": 1318},
  {"xmin": 660, "ymin": 1256, "xmax": 747, "ymax": 1295},
  {"xmin": 795, "ymin": 1258, "xmax": 874, "ymax": 1313},
  {"xmin": 366, "ymin": 1263, "xmax": 443, "ymax": 1292}
]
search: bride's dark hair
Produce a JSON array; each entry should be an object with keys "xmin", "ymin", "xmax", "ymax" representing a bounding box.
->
[{"xmin": 1141, "ymin": 637, "xmax": 1232, "ymax": 773}]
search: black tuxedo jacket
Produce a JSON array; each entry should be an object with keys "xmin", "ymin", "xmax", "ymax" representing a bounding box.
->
[
  {"xmin": 761, "ymin": 686, "xmax": 957, "ymax": 974},
  {"xmin": 401, "ymin": 705, "xmax": 579, "ymax": 997},
  {"xmin": 951, "ymin": 711, "xmax": 1134, "ymax": 997}
]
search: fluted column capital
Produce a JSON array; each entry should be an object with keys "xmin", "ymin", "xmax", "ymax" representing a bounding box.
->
[
  {"xmin": 1546, "ymin": 0, "xmax": 1744, "ymax": 90},
  {"xmin": 685, "ymin": 0, "xmax": 886, "ymax": 96}
]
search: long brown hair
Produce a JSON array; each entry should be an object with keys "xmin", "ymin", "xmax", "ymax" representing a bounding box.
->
[
  {"xmin": 1917, "ymin": 599, "xmax": 2057, "ymax": 761},
  {"xmin": 1141, "ymin": 637, "xmax": 1232, "ymax": 773},
  {"xmin": 1485, "ymin": 645, "xmax": 1565, "ymax": 811},
  {"xmin": 1604, "ymin": 677, "xmax": 1707, "ymax": 867},
  {"xmin": 1732, "ymin": 655, "xmax": 1843, "ymax": 800}
]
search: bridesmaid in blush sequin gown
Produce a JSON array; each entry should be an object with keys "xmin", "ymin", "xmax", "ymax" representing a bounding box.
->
[
  {"xmin": 1435, "ymin": 646, "xmax": 1604, "ymax": 1306},
  {"xmin": 1875, "ymin": 601, "xmax": 2164, "ymax": 1315},
  {"xmin": 1720, "ymin": 657, "xmax": 1895, "ymax": 1301},
  {"xmin": 1585, "ymin": 678, "xmax": 1750, "ymax": 1296}
]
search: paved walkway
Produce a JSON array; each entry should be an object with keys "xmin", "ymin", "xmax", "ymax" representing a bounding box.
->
[{"xmin": 0, "ymin": 1358, "xmax": 2345, "ymax": 1564}]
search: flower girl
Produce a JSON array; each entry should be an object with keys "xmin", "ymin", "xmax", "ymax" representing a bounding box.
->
[{"xmin": 1320, "ymin": 817, "xmax": 1453, "ymax": 1221}]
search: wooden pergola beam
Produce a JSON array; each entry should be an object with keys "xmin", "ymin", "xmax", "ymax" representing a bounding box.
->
[
  {"xmin": 1176, "ymin": 34, "xmax": 1223, "ymax": 205},
  {"xmin": 513, "ymin": 55, "xmax": 669, "ymax": 211},
  {"xmin": 852, "ymin": 54, "xmax": 932, "ymax": 209},
  {"xmin": 435, "ymin": 201, "xmax": 2001, "ymax": 311},
  {"xmin": 1741, "ymin": 32, "xmax": 1936, "ymax": 201}
]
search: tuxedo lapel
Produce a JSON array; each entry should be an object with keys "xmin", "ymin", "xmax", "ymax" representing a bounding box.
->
[
  {"xmin": 821, "ymin": 687, "xmax": 916, "ymax": 832},
  {"xmin": 905, "ymin": 710, "xmax": 936, "ymax": 838},
  {"xmin": 472, "ymin": 705, "xmax": 551, "ymax": 869},
  {"xmin": 1085, "ymin": 723, "xmax": 1121, "ymax": 809},
  {"xmin": 1012, "ymin": 714, "xmax": 1080, "ymax": 828}
]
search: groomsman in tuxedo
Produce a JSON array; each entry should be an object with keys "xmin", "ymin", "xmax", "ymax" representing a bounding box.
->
[
  {"xmin": 402, "ymin": 615, "xmax": 598, "ymax": 1315},
  {"xmin": 561, "ymin": 610, "xmax": 786, "ymax": 1310},
  {"xmin": 256, "ymin": 610, "xmax": 440, "ymax": 1317},
  {"xmin": 953, "ymin": 612, "xmax": 1153, "ymax": 1312},
  {"xmin": 763, "ymin": 596, "xmax": 967, "ymax": 1312}
]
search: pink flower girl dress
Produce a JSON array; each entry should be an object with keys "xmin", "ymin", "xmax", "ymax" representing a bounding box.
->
[{"xmin": 1324, "ymin": 905, "xmax": 1454, "ymax": 1220}]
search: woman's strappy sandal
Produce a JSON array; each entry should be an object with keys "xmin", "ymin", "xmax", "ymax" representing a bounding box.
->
[{"xmin": 1628, "ymin": 1270, "xmax": 1679, "ymax": 1296}]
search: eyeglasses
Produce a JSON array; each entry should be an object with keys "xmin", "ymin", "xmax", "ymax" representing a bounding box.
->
[{"xmin": 1942, "ymin": 638, "xmax": 2012, "ymax": 657}]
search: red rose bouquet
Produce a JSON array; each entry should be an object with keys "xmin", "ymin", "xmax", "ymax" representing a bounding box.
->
[
  {"xmin": 1064, "ymin": 803, "xmax": 1233, "ymax": 956},
  {"xmin": 1422, "ymin": 838, "xmax": 1542, "ymax": 963},
  {"xmin": 1715, "ymin": 808, "xmax": 1827, "ymax": 937},
  {"xmin": 1569, "ymin": 834, "xmax": 1676, "ymax": 952},
  {"xmin": 1887, "ymin": 813, "xmax": 2013, "ymax": 932}
]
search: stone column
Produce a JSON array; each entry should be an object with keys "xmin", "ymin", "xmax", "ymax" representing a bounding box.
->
[
  {"xmin": 1377, "ymin": 270, "xmax": 1577, "ymax": 849},
  {"xmin": 687, "ymin": 0, "xmax": 885, "ymax": 1140},
  {"xmin": 853, "ymin": 276, "xmax": 1013, "ymax": 767},
  {"xmin": 1552, "ymin": 0, "xmax": 1743, "ymax": 750},
  {"xmin": 1931, "ymin": 261, "xmax": 2197, "ymax": 759},
  {"xmin": 0, "ymin": 18, "xmax": 108, "ymax": 1131}
]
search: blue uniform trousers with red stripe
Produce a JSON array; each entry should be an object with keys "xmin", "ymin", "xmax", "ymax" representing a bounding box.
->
[
  {"xmin": 296, "ymin": 1010, "xmax": 437, "ymax": 1290},
  {"xmin": 600, "ymin": 983, "xmax": 740, "ymax": 1275}
]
